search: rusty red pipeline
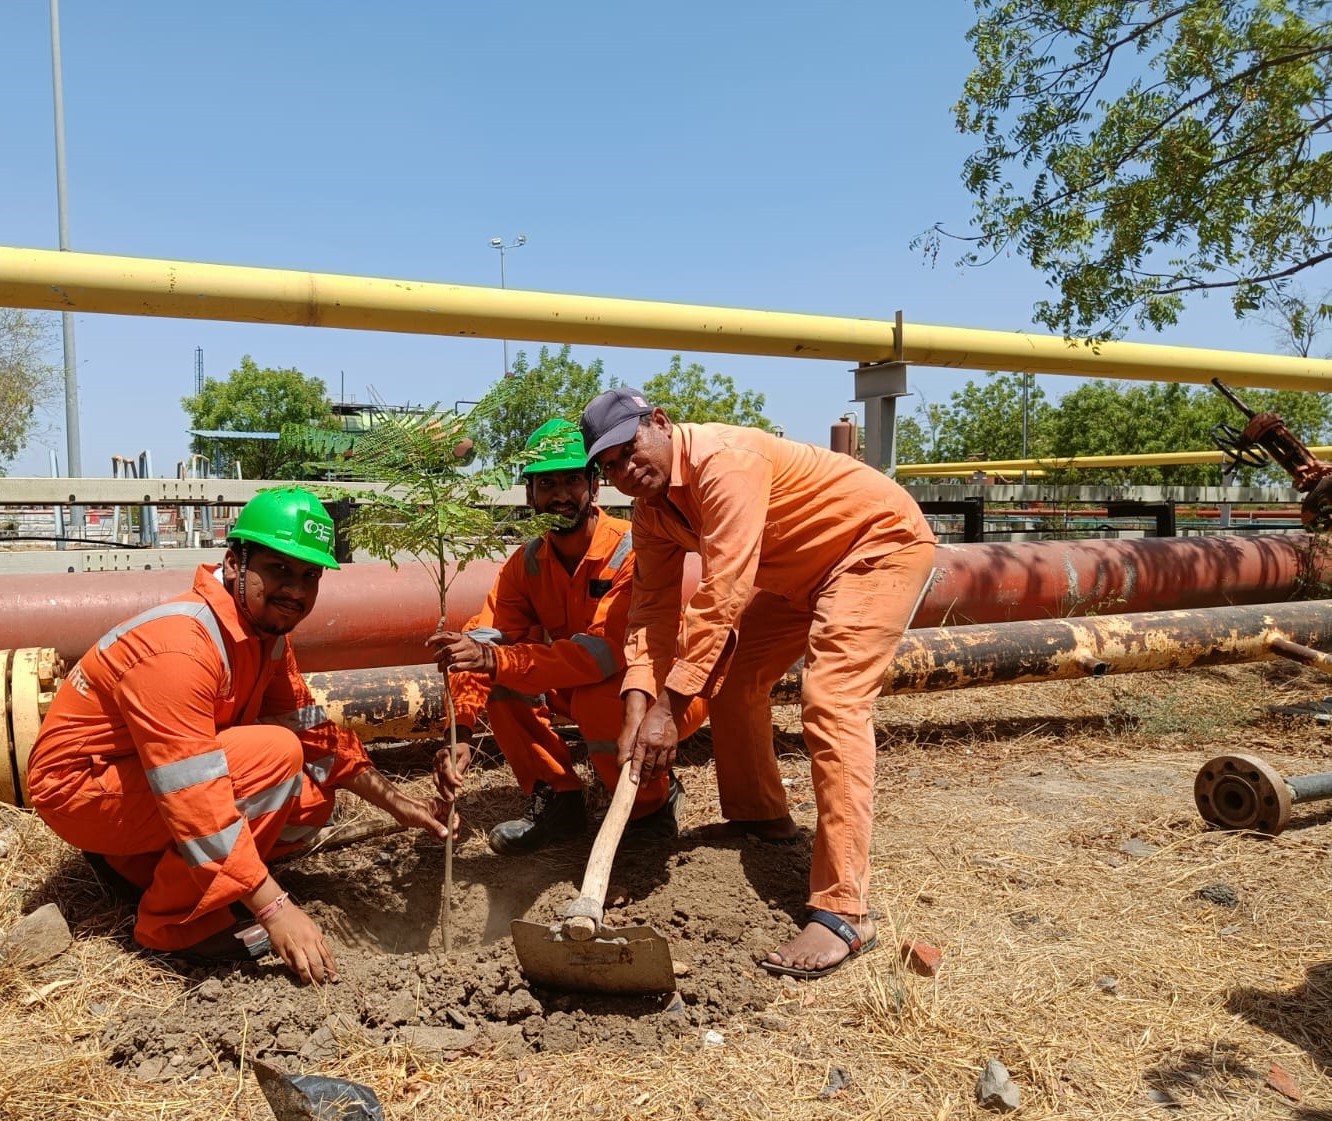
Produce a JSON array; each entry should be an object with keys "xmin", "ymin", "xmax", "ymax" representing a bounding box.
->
[{"xmin": 0, "ymin": 534, "xmax": 1325, "ymax": 672}]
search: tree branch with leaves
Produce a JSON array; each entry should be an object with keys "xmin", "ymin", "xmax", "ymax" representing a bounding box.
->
[{"xmin": 918, "ymin": 0, "xmax": 1332, "ymax": 336}]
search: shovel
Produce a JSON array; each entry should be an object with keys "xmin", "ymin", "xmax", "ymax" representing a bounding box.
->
[{"xmin": 511, "ymin": 760, "xmax": 676, "ymax": 995}]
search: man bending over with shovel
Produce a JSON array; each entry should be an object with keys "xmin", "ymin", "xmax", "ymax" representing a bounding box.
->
[
  {"xmin": 580, "ymin": 389, "xmax": 936, "ymax": 980},
  {"xmin": 428, "ymin": 419, "xmax": 707, "ymax": 854},
  {"xmin": 27, "ymin": 488, "xmax": 452, "ymax": 983}
]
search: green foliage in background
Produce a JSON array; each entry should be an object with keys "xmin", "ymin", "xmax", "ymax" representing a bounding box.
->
[
  {"xmin": 0, "ymin": 308, "xmax": 60, "ymax": 474},
  {"xmin": 921, "ymin": 0, "xmax": 1332, "ymax": 335},
  {"xmin": 641, "ymin": 357, "xmax": 775, "ymax": 430},
  {"xmin": 182, "ymin": 356, "xmax": 337, "ymax": 478}
]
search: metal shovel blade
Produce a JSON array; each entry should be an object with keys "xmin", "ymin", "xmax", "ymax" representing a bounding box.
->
[{"xmin": 510, "ymin": 919, "xmax": 676, "ymax": 995}]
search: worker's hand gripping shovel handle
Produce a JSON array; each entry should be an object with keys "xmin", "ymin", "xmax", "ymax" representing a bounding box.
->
[{"xmin": 563, "ymin": 760, "xmax": 637, "ymax": 942}]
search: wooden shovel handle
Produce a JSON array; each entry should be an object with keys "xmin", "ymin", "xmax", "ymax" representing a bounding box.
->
[{"xmin": 563, "ymin": 760, "xmax": 637, "ymax": 941}]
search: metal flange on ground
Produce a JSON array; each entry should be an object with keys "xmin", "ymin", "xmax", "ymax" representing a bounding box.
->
[
  {"xmin": 1194, "ymin": 753, "xmax": 1294, "ymax": 836},
  {"xmin": 0, "ymin": 648, "xmax": 63, "ymax": 807}
]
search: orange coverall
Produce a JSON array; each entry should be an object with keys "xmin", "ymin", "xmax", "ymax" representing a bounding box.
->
[
  {"xmin": 449, "ymin": 508, "xmax": 705, "ymax": 818},
  {"xmin": 624, "ymin": 424, "xmax": 937, "ymax": 917},
  {"xmin": 28, "ymin": 565, "xmax": 372, "ymax": 951}
]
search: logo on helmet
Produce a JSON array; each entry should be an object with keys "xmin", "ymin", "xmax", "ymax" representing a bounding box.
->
[{"xmin": 303, "ymin": 518, "xmax": 333, "ymax": 543}]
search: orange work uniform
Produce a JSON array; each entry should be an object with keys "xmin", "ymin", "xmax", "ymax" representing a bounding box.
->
[
  {"xmin": 624, "ymin": 424, "xmax": 937, "ymax": 916},
  {"xmin": 28, "ymin": 565, "xmax": 372, "ymax": 951},
  {"xmin": 450, "ymin": 508, "xmax": 705, "ymax": 818}
]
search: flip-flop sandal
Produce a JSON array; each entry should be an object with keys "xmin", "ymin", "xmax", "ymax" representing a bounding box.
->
[{"xmin": 758, "ymin": 909, "xmax": 878, "ymax": 979}]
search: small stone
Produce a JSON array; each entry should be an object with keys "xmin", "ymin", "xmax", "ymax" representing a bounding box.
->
[
  {"xmin": 1218, "ymin": 924, "xmax": 1241, "ymax": 936},
  {"xmin": 976, "ymin": 1059, "xmax": 1021, "ymax": 1112},
  {"xmin": 664, "ymin": 994, "xmax": 686, "ymax": 1017},
  {"xmin": 1119, "ymin": 838, "xmax": 1158, "ymax": 858},
  {"xmin": 1144, "ymin": 1088, "xmax": 1181, "ymax": 1110},
  {"xmin": 819, "ymin": 1067, "xmax": 850, "ymax": 1100},
  {"xmin": 507, "ymin": 989, "xmax": 540, "ymax": 1020},
  {"xmin": 1266, "ymin": 1064, "xmax": 1302, "ymax": 1102},
  {"xmin": 195, "ymin": 978, "xmax": 224, "ymax": 1002},
  {"xmin": 755, "ymin": 1013, "xmax": 790, "ymax": 1031},
  {"xmin": 398, "ymin": 1025, "xmax": 480, "ymax": 1060},
  {"xmin": 2, "ymin": 903, "xmax": 72, "ymax": 967},
  {"xmin": 701, "ymin": 1029, "xmax": 724, "ymax": 1047},
  {"xmin": 1194, "ymin": 882, "xmax": 1239, "ymax": 908},
  {"xmin": 385, "ymin": 991, "xmax": 418, "ymax": 1026},
  {"xmin": 136, "ymin": 1056, "xmax": 168, "ymax": 1082},
  {"xmin": 1094, "ymin": 975, "xmax": 1119, "ymax": 995}
]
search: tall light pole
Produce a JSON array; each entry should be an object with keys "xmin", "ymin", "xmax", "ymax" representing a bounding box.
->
[
  {"xmin": 50, "ymin": 0, "xmax": 82, "ymax": 542},
  {"xmin": 50, "ymin": 0, "xmax": 79, "ymax": 481},
  {"xmin": 489, "ymin": 234, "xmax": 526, "ymax": 376}
]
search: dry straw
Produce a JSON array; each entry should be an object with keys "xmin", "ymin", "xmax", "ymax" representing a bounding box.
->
[{"xmin": 4, "ymin": 662, "xmax": 1332, "ymax": 1119}]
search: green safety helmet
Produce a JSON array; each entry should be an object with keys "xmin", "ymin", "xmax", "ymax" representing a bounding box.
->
[
  {"xmin": 229, "ymin": 487, "xmax": 341, "ymax": 569},
  {"xmin": 523, "ymin": 419, "xmax": 588, "ymax": 476}
]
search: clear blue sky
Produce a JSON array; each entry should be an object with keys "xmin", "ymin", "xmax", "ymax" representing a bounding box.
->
[{"xmin": 0, "ymin": 1, "xmax": 1289, "ymax": 477}]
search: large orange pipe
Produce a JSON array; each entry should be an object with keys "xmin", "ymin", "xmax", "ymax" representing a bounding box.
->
[{"xmin": 0, "ymin": 534, "xmax": 1323, "ymax": 671}]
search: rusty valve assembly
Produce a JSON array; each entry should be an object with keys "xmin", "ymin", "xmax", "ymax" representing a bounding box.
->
[
  {"xmin": 1194, "ymin": 753, "xmax": 1332, "ymax": 836},
  {"xmin": 1211, "ymin": 378, "xmax": 1332, "ymax": 531}
]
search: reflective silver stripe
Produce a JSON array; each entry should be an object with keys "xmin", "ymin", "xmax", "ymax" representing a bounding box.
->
[
  {"xmin": 464, "ymin": 626, "xmax": 508, "ymax": 646},
  {"xmin": 179, "ymin": 818, "xmax": 243, "ymax": 868},
  {"xmin": 585, "ymin": 739, "xmax": 618, "ymax": 755},
  {"xmin": 236, "ymin": 774, "xmax": 303, "ymax": 819},
  {"xmin": 147, "ymin": 749, "xmax": 230, "ymax": 796},
  {"xmin": 571, "ymin": 633, "xmax": 617, "ymax": 677},
  {"xmin": 265, "ymin": 705, "xmax": 330, "ymax": 732},
  {"xmin": 279, "ymin": 824, "xmax": 320, "ymax": 844},
  {"xmin": 607, "ymin": 531, "xmax": 633, "ymax": 572},
  {"xmin": 270, "ymin": 635, "xmax": 287, "ymax": 661},
  {"xmin": 490, "ymin": 685, "xmax": 543, "ymax": 706},
  {"xmin": 98, "ymin": 601, "xmax": 231, "ymax": 686},
  {"xmin": 304, "ymin": 755, "xmax": 336, "ymax": 785},
  {"xmin": 523, "ymin": 538, "xmax": 542, "ymax": 575}
]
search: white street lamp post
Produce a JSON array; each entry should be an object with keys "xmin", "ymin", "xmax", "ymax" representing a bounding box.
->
[{"xmin": 489, "ymin": 234, "xmax": 527, "ymax": 376}]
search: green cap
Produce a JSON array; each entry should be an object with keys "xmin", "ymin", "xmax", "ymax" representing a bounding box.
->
[
  {"xmin": 229, "ymin": 487, "xmax": 341, "ymax": 569},
  {"xmin": 523, "ymin": 419, "xmax": 587, "ymax": 476}
]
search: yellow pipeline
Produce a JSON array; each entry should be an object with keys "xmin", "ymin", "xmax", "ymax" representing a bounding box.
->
[
  {"xmin": 897, "ymin": 446, "xmax": 1332, "ymax": 477},
  {"xmin": 5, "ymin": 246, "xmax": 1332, "ymax": 390}
]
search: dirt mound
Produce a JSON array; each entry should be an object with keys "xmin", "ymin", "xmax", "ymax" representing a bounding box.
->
[{"xmin": 99, "ymin": 785, "xmax": 803, "ymax": 1080}]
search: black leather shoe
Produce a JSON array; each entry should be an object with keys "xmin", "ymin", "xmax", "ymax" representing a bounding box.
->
[
  {"xmin": 165, "ymin": 920, "xmax": 272, "ymax": 965},
  {"xmin": 488, "ymin": 782, "xmax": 587, "ymax": 855},
  {"xmin": 627, "ymin": 772, "xmax": 686, "ymax": 840}
]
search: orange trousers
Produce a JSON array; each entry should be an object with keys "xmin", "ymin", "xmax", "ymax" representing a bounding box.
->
[
  {"xmin": 486, "ymin": 674, "xmax": 707, "ymax": 819},
  {"xmin": 32, "ymin": 725, "xmax": 335, "ymax": 951},
  {"xmin": 708, "ymin": 540, "xmax": 936, "ymax": 917}
]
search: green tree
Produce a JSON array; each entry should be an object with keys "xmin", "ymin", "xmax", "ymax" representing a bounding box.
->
[
  {"xmin": 0, "ymin": 308, "xmax": 60, "ymax": 473},
  {"xmin": 181, "ymin": 356, "xmax": 336, "ymax": 478},
  {"xmin": 932, "ymin": 372, "xmax": 1052, "ymax": 461},
  {"xmin": 471, "ymin": 345, "xmax": 606, "ymax": 467},
  {"xmin": 894, "ymin": 415, "xmax": 929, "ymax": 465},
  {"xmin": 641, "ymin": 357, "xmax": 775, "ymax": 429},
  {"xmin": 921, "ymin": 1, "xmax": 1332, "ymax": 335}
]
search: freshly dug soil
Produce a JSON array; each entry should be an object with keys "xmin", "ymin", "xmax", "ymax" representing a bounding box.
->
[{"xmin": 98, "ymin": 738, "xmax": 807, "ymax": 1081}]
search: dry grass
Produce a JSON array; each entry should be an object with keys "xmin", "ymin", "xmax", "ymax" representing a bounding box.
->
[{"xmin": 5, "ymin": 662, "xmax": 1332, "ymax": 1119}]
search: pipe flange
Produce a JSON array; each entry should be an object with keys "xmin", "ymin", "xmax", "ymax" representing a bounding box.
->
[
  {"xmin": 0, "ymin": 650, "xmax": 16, "ymax": 807},
  {"xmin": 1194, "ymin": 753, "xmax": 1292, "ymax": 836}
]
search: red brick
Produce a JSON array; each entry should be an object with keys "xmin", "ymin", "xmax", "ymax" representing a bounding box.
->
[
  {"xmin": 1266, "ymin": 1065, "xmax": 1301, "ymax": 1102},
  {"xmin": 901, "ymin": 940, "xmax": 943, "ymax": 976}
]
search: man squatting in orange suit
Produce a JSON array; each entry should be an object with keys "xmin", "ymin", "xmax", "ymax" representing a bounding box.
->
[
  {"xmin": 27, "ymin": 489, "xmax": 451, "ymax": 984},
  {"xmin": 427, "ymin": 419, "xmax": 707, "ymax": 852},
  {"xmin": 580, "ymin": 388, "xmax": 936, "ymax": 979}
]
